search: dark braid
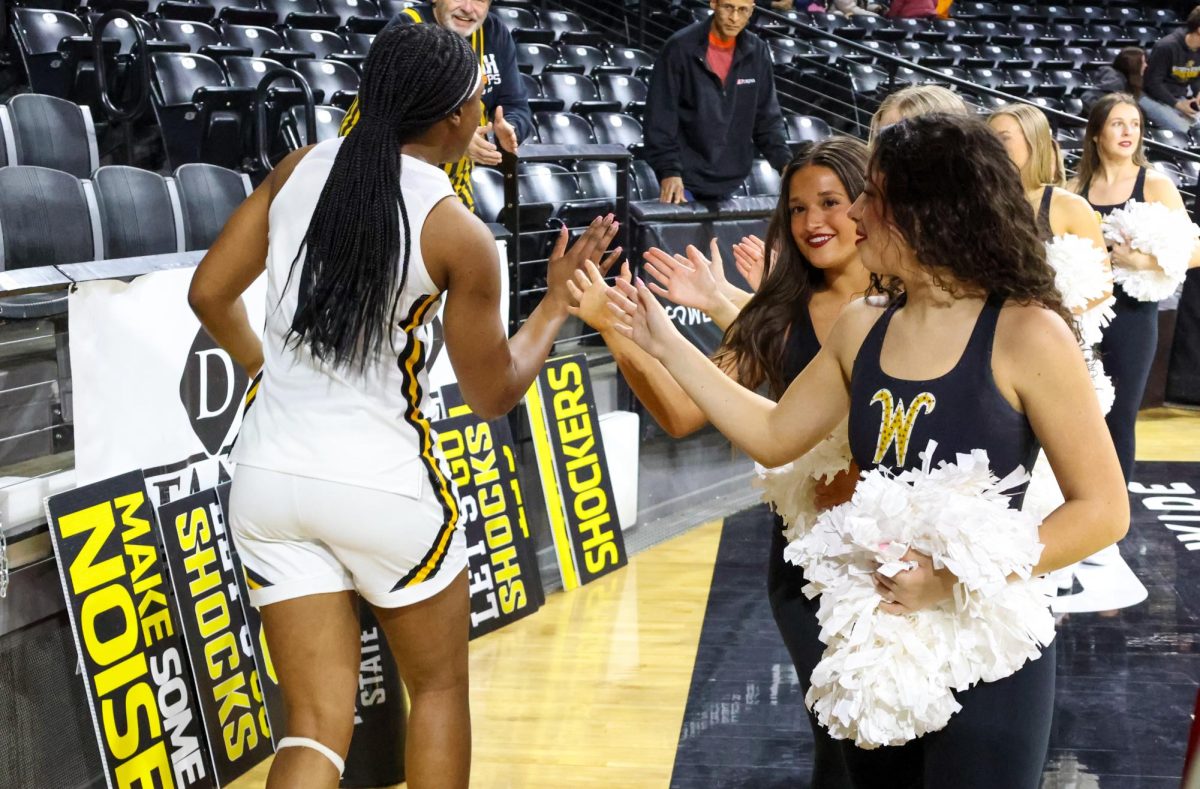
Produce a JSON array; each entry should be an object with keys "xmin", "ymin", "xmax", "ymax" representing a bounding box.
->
[{"xmin": 286, "ymin": 24, "xmax": 479, "ymax": 369}]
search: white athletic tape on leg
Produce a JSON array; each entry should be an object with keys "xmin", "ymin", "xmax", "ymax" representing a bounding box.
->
[{"xmin": 277, "ymin": 736, "xmax": 346, "ymax": 776}]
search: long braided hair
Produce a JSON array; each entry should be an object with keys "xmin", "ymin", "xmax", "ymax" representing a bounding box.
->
[{"xmin": 287, "ymin": 23, "xmax": 480, "ymax": 369}]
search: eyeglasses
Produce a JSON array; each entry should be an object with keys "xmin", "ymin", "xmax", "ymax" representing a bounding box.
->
[{"xmin": 715, "ymin": 4, "xmax": 753, "ymax": 16}]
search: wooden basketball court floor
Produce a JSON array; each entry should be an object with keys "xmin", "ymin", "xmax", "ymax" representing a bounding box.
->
[{"xmin": 231, "ymin": 407, "xmax": 1200, "ymax": 788}]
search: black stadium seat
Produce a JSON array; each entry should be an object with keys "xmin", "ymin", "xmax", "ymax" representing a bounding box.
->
[
  {"xmin": 608, "ymin": 46, "xmax": 654, "ymax": 74},
  {"xmin": 281, "ymin": 104, "xmax": 346, "ymax": 148},
  {"xmin": 517, "ymin": 43, "xmax": 559, "ymax": 76},
  {"xmin": 744, "ymin": 158, "xmax": 781, "ymax": 197},
  {"xmin": 595, "ymin": 74, "xmax": 647, "ymax": 115},
  {"xmin": 575, "ymin": 160, "xmax": 619, "ymax": 203},
  {"xmin": 0, "ymin": 165, "xmax": 96, "ymax": 317},
  {"xmin": 223, "ymin": 55, "xmax": 288, "ymax": 90},
  {"xmin": 534, "ymin": 111, "xmax": 594, "ymax": 146},
  {"xmin": 786, "ymin": 114, "xmax": 831, "ymax": 145},
  {"xmin": 155, "ymin": 19, "xmax": 225, "ymax": 54},
  {"xmin": 539, "ymin": 73, "xmax": 619, "ymax": 115},
  {"xmin": 630, "ymin": 159, "xmax": 658, "ymax": 201},
  {"xmin": 345, "ymin": 32, "xmax": 375, "ymax": 55},
  {"xmin": 470, "ymin": 166, "xmax": 505, "ymax": 223},
  {"xmin": 261, "ymin": 0, "xmax": 338, "ymax": 30},
  {"xmin": 292, "ymin": 58, "xmax": 359, "ymax": 109},
  {"xmin": 173, "ymin": 162, "xmax": 252, "ymax": 250},
  {"xmin": 5, "ymin": 93, "xmax": 98, "ymax": 179},
  {"xmin": 557, "ymin": 44, "xmax": 609, "ymax": 76},
  {"xmin": 151, "ymin": 52, "xmax": 255, "ymax": 168},
  {"xmin": 11, "ymin": 8, "xmax": 112, "ymax": 102},
  {"xmin": 205, "ymin": 0, "xmax": 276, "ymax": 26},
  {"xmin": 0, "ymin": 166, "xmax": 97, "ymax": 268},
  {"xmin": 538, "ymin": 9, "xmax": 595, "ymax": 45},
  {"xmin": 589, "ymin": 112, "xmax": 643, "ymax": 149},
  {"xmin": 222, "ymin": 23, "xmax": 285, "ymax": 56},
  {"xmin": 92, "ymin": 166, "xmax": 181, "ymax": 258},
  {"xmin": 493, "ymin": 6, "xmax": 539, "ymax": 33},
  {"xmin": 323, "ymin": 0, "xmax": 386, "ymax": 32},
  {"xmin": 283, "ymin": 28, "xmax": 348, "ymax": 62}
]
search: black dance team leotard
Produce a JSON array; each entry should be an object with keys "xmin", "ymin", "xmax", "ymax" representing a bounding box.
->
[
  {"xmin": 839, "ymin": 295, "xmax": 1054, "ymax": 789},
  {"xmin": 1035, "ymin": 185, "xmax": 1054, "ymax": 242},
  {"xmin": 1089, "ymin": 167, "xmax": 1155, "ymax": 483},
  {"xmin": 766, "ymin": 305, "xmax": 852, "ymax": 789}
]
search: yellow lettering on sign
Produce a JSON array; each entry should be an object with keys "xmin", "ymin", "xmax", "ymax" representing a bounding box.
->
[
  {"xmin": 60, "ymin": 502, "xmax": 123, "ymax": 595},
  {"xmin": 113, "ymin": 740, "xmax": 174, "ymax": 789}
]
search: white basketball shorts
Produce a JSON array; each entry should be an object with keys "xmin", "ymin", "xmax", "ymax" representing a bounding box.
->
[{"xmin": 228, "ymin": 465, "xmax": 466, "ymax": 608}]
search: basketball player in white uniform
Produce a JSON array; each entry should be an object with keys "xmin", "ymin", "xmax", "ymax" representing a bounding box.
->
[{"xmin": 188, "ymin": 24, "xmax": 620, "ymax": 789}]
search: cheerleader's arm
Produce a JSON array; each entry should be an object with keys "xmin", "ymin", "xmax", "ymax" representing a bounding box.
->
[
  {"xmin": 607, "ymin": 280, "xmax": 869, "ymax": 467},
  {"xmin": 997, "ymin": 305, "xmax": 1129, "ymax": 575}
]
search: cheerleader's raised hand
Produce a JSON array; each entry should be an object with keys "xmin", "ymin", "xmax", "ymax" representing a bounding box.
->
[{"xmin": 608, "ymin": 275, "xmax": 685, "ymax": 361}]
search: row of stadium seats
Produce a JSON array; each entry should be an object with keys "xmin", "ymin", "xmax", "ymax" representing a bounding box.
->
[
  {"xmin": 514, "ymin": 42, "xmax": 655, "ymax": 77},
  {"xmin": 788, "ymin": 13, "xmax": 1172, "ymax": 48},
  {"xmin": 778, "ymin": 38, "xmax": 1143, "ymax": 72},
  {"xmin": 0, "ymin": 162, "xmax": 249, "ymax": 312}
]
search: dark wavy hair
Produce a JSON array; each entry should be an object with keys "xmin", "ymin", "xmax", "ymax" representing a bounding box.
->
[
  {"xmin": 871, "ymin": 113, "xmax": 1075, "ymax": 333},
  {"xmin": 714, "ymin": 136, "xmax": 879, "ymax": 399},
  {"xmin": 287, "ymin": 24, "xmax": 479, "ymax": 369}
]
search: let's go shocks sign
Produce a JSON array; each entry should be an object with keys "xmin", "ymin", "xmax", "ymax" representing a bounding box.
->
[
  {"xmin": 46, "ymin": 471, "xmax": 214, "ymax": 789},
  {"xmin": 525, "ymin": 355, "xmax": 627, "ymax": 590}
]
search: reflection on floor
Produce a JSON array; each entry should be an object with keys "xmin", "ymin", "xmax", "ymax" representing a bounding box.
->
[{"xmin": 671, "ymin": 460, "xmax": 1200, "ymax": 789}]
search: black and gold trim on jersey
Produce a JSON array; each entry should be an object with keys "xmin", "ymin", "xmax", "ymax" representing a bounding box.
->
[
  {"xmin": 391, "ymin": 294, "xmax": 461, "ymax": 590},
  {"xmin": 243, "ymin": 565, "xmax": 274, "ymax": 591},
  {"xmin": 337, "ymin": 10, "xmax": 488, "ymax": 214}
]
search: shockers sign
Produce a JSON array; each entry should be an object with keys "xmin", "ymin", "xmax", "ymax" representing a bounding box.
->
[{"xmin": 69, "ymin": 267, "xmax": 266, "ymax": 505}]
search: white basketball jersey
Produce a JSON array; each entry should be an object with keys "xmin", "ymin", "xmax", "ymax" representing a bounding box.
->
[{"xmin": 232, "ymin": 137, "xmax": 458, "ymax": 498}]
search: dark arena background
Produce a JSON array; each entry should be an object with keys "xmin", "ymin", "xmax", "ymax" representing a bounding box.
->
[{"xmin": 1, "ymin": 0, "xmax": 1199, "ymax": 786}]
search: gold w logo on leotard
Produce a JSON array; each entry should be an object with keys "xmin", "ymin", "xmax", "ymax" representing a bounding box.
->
[{"xmin": 871, "ymin": 389, "xmax": 936, "ymax": 466}]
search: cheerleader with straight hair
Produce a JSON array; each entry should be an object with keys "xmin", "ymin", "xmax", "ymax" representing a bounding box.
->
[{"xmin": 1070, "ymin": 93, "xmax": 1200, "ymax": 484}]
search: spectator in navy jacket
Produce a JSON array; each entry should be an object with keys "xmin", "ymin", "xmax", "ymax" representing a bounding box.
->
[{"xmin": 644, "ymin": 0, "xmax": 792, "ymax": 203}]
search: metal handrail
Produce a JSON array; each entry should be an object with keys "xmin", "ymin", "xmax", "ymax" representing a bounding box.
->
[
  {"xmin": 92, "ymin": 10, "xmax": 150, "ymax": 123},
  {"xmin": 255, "ymin": 67, "xmax": 317, "ymax": 172}
]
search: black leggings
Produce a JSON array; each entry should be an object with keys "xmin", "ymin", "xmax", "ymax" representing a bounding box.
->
[
  {"xmin": 766, "ymin": 519, "xmax": 854, "ymax": 789},
  {"xmin": 1099, "ymin": 288, "xmax": 1160, "ymax": 482},
  {"xmin": 837, "ymin": 640, "xmax": 1057, "ymax": 788}
]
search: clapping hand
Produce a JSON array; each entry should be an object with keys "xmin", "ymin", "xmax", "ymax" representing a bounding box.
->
[
  {"xmin": 606, "ymin": 275, "xmax": 683, "ymax": 360},
  {"xmin": 545, "ymin": 215, "xmax": 621, "ymax": 313},
  {"xmin": 732, "ymin": 234, "xmax": 767, "ymax": 292},
  {"xmin": 566, "ymin": 258, "xmax": 631, "ymax": 333},
  {"xmin": 642, "ymin": 244, "xmax": 722, "ymax": 313}
]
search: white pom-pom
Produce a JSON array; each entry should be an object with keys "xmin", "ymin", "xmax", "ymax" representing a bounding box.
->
[
  {"xmin": 786, "ymin": 442, "xmax": 1056, "ymax": 749},
  {"xmin": 754, "ymin": 420, "xmax": 853, "ymax": 542},
  {"xmin": 1102, "ymin": 200, "xmax": 1198, "ymax": 302},
  {"xmin": 1044, "ymin": 233, "xmax": 1111, "ymax": 312},
  {"xmin": 1022, "ymin": 451, "xmax": 1063, "ymax": 523},
  {"xmin": 1075, "ymin": 293, "xmax": 1115, "ymax": 348}
]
